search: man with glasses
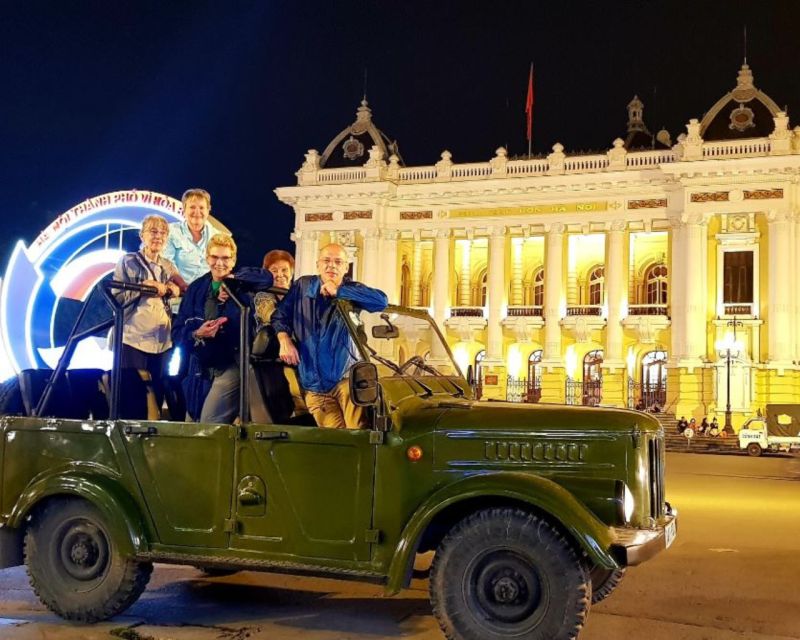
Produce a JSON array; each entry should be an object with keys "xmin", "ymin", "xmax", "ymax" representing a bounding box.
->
[
  {"xmin": 172, "ymin": 233, "xmax": 272, "ymax": 422},
  {"xmin": 272, "ymin": 243, "xmax": 387, "ymax": 429}
]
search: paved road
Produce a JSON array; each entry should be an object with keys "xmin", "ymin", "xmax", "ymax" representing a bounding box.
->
[{"xmin": 0, "ymin": 452, "xmax": 798, "ymax": 640}]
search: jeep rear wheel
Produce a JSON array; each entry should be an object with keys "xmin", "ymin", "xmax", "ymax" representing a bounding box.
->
[
  {"xmin": 429, "ymin": 507, "xmax": 591, "ymax": 640},
  {"xmin": 24, "ymin": 498, "xmax": 152, "ymax": 622},
  {"xmin": 747, "ymin": 442, "xmax": 762, "ymax": 457},
  {"xmin": 589, "ymin": 565, "xmax": 626, "ymax": 604}
]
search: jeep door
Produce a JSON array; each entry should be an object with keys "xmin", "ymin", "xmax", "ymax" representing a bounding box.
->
[
  {"xmin": 119, "ymin": 421, "xmax": 235, "ymax": 548},
  {"xmin": 230, "ymin": 424, "xmax": 375, "ymax": 562}
]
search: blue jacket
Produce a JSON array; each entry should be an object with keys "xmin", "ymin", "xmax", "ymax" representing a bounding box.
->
[{"xmin": 271, "ymin": 275, "xmax": 387, "ymax": 393}]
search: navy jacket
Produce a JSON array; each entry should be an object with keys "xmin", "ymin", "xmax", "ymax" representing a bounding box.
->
[
  {"xmin": 172, "ymin": 268, "xmax": 273, "ymax": 418},
  {"xmin": 271, "ymin": 275, "xmax": 387, "ymax": 393}
]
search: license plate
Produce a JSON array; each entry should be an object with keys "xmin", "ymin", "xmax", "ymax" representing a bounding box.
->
[{"xmin": 664, "ymin": 519, "xmax": 677, "ymax": 549}]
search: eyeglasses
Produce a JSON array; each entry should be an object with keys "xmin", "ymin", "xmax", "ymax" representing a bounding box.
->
[
  {"xmin": 208, "ymin": 254, "xmax": 234, "ymax": 263},
  {"xmin": 318, "ymin": 258, "xmax": 346, "ymax": 268},
  {"xmin": 143, "ymin": 228, "xmax": 167, "ymax": 236}
]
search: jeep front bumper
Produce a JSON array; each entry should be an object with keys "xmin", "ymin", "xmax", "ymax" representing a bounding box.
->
[{"xmin": 609, "ymin": 513, "xmax": 677, "ymax": 566}]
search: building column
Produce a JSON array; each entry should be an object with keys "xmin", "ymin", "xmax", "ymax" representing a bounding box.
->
[
  {"xmin": 683, "ymin": 215, "xmax": 707, "ymax": 362},
  {"xmin": 486, "ymin": 226, "xmax": 506, "ymax": 361},
  {"xmin": 431, "ymin": 229, "xmax": 451, "ymax": 360},
  {"xmin": 511, "ymin": 237, "xmax": 524, "ymax": 305},
  {"xmin": 768, "ymin": 210, "xmax": 792, "ymax": 364},
  {"xmin": 458, "ymin": 239, "xmax": 471, "ymax": 306},
  {"xmin": 668, "ymin": 218, "xmax": 686, "ymax": 361},
  {"xmin": 603, "ymin": 221, "xmax": 627, "ymax": 407},
  {"xmin": 380, "ymin": 229, "xmax": 399, "ymax": 304},
  {"xmin": 360, "ymin": 228, "xmax": 381, "ymax": 290},
  {"xmin": 296, "ymin": 229, "xmax": 320, "ymax": 277},
  {"xmin": 480, "ymin": 226, "xmax": 507, "ymax": 400},
  {"xmin": 543, "ymin": 224, "xmax": 565, "ymax": 362},
  {"xmin": 411, "ymin": 235, "xmax": 423, "ymax": 306},
  {"xmin": 541, "ymin": 223, "xmax": 566, "ymax": 403}
]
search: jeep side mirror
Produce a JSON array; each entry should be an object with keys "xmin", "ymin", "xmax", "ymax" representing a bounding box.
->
[
  {"xmin": 372, "ymin": 325, "xmax": 399, "ymax": 339},
  {"xmin": 350, "ymin": 362, "xmax": 379, "ymax": 406}
]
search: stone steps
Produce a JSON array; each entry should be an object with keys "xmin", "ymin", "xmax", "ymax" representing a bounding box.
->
[{"xmin": 654, "ymin": 414, "xmax": 743, "ymax": 454}]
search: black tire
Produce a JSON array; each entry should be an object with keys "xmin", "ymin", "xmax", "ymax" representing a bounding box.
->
[
  {"xmin": 0, "ymin": 376, "xmax": 24, "ymax": 416},
  {"xmin": 24, "ymin": 498, "xmax": 152, "ymax": 622},
  {"xmin": 746, "ymin": 442, "xmax": 762, "ymax": 457},
  {"xmin": 429, "ymin": 508, "xmax": 591, "ymax": 640},
  {"xmin": 589, "ymin": 566, "xmax": 626, "ymax": 604}
]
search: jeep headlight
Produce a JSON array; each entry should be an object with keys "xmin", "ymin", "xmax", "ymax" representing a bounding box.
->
[{"xmin": 616, "ymin": 481, "xmax": 635, "ymax": 524}]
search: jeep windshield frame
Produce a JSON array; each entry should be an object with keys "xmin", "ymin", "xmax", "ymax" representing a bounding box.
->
[{"xmin": 337, "ymin": 301, "xmax": 470, "ymax": 396}]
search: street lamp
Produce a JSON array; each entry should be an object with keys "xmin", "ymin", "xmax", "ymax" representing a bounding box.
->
[{"xmin": 715, "ymin": 319, "xmax": 743, "ymax": 434}]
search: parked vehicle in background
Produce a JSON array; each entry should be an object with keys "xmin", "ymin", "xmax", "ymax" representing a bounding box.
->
[{"xmin": 738, "ymin": 404, "xmax": 800, "ymax": 456}]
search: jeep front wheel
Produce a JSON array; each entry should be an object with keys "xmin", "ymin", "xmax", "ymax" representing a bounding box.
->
[
  {"xmin": 589, "ymin": 565, "xmax": 626, "ymax": 604},
  {"xmin": 746, "ymin": 442, "xmax": 762, "ymax": 457},
  {"xmin": 429, "ymin": 507, "xmax": 591, "ymax": 640},
  {"xmin": 24, "ymin": 497, "xmax": 152, "ymax": 622}
]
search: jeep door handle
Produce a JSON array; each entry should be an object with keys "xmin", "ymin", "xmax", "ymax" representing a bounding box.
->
[
  {"xmin": 238, "ymin": 488, "xmax": 263, "ymax": 505},
  {"xmin": 254, "ymin": 431, "xmax": 289, "ymax": 441},
  {"xmin": 124, "ymin": 425, "xmax": 158, "ymax": 437}
]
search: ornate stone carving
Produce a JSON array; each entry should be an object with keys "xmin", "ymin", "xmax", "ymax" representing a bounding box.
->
[
  {"xmin": 400, "ymin": 210, "xmax": 433, "ymax": 220},
  {"xmin": 628, "ymin": 198, "xmax": 667, "ymax": 209},
  {"xmin": 381, "ymin": 229, "xmax": 400, "ymax": 241},
  {"xmin": 690, "ymin": 191, "xmax": 729, "ymax": 203},
  {"xmin": 545, "ymin": 222, "xmax": 566, "ymax": 235},
  {"xmin": 435, "ymin": 228, "xmax": 451, "ymax": 239},
  {"xmin": 304, "ymin": 212, "xmax": 333, "ymax": 222},
  {"xmin": 362, "ymin": 228, "xmax": 381, "ymax": 239},
  {"xmin": 744, "ymin": 188, "xmax": 783, "ymax": 200},
  {"xmin": 344, "ymin": 210, "xmax": 373, "ymax": 220},
  {"xmin": 609, "ymin": 219, "xmax": 627, "ymax": 232}
]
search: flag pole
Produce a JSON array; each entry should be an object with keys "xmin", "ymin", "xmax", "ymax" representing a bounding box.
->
[{"xmin": 525, "ymin": 63, "xmax": 534, "ymax": 159}]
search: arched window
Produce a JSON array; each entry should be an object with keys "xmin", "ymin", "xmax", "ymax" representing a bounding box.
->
[
  {"xmin": 533, "ymin": 268, "xmax": 544, "ymax": 307},
  {"xmin": 582, "ymin": 349, "xmax": 604, "ymax": 406},
  {"xmin": 583, "ymin": 349, "xmax": 604, "ymax": 381},
  {"xmin": 475, "ymin": 349, "xmax": 486, "ymax": 382},
  {"xmin": 400, "ymin": 263, "xmax": 411, "ymax": 307},
  {"xmin": 478, "ymin": 270, "xmax": 488, "ymax": 307},
  {"xmin": 526, "ymin": 350, "xmax": 543, "ymax": 403},
  {"xmin": 645, "ymin": 263, "xmax": 668, "ymax": 305},
  {"xmin": 527, "ymin": 349, "xmax": 542, "ymax": 381},
  {"xmin": 641, "ymin": 349, "xmax": 667, "ymax": 408},
  {"xmin": 588, "ymin": 266, "xmax": 605, "ymax": 305}
]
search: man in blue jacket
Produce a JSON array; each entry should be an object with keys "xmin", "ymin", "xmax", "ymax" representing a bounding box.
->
[
  {"xmin": 172, "ymin": 233, "xmax": 272, "ymax": 422},
  {"xmin": 272, "ymin": 243, "xmax": 387, "ymax": 429}
]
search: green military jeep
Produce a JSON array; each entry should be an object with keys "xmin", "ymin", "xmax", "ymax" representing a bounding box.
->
[{"xmin": 0, "ymin": 280, "xmax": 676, "ymax": 640}]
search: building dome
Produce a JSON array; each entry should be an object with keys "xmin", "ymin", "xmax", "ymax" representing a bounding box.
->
[
  {"xmin": 699, "ymin": 63, "xmax": 782, "ymax": 140},
  {"xmin": 319, "ymin": 99, "xmax": 403, "ymax": 168}
]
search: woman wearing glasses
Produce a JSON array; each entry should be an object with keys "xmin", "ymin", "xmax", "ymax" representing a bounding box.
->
[
  {"xmin": 172, "ymin": 233, "xmax": 273, "ymax": 423},
  {"xmin": 112, "ymin": 215, "xmax": 184, "ymax": 411}
]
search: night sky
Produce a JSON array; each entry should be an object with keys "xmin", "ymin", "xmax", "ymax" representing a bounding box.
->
[{"xmin": 3, "ymin": 1, "xmax": 800, "ymax": 269}]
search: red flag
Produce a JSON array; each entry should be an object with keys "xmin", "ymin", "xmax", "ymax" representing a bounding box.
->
[{"xmin": 525, "ymin": 64, "xmax": 534, "ymax": 143}]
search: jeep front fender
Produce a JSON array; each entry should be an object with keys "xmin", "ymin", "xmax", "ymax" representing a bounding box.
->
[
  {"xmin": 385, "ymin": 471, "xmax": 618, "ymax": 595},
  {"xmin": 7, "ymin": 464, "xmax": 149, "ymax": 558}
]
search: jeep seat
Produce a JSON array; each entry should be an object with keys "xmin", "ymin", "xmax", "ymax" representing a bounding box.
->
[
  {"xmin": 102, "ymin": 368, "xmax": 160, "ymax": 420},
  {"xmin": 18, "ymin": 369, "xmax": 76, "ymax": 418},
  {"xmin": 65, "ymin": 368, "xmax": 109, "ymax": 419}
]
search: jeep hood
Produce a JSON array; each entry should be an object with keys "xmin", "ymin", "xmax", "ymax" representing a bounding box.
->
[{"xmin": 428, "ymin": 400, "xmax": 660, "ymax": 435}]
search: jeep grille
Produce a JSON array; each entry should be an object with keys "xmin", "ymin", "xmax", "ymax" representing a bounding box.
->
[{"xmin": 648, "ymin": 435, "xmax": 665, "ymax": 519}]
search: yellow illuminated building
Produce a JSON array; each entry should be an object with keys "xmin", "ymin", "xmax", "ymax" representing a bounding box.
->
[{"xmin": 275, "ymin": 63, "xmax": 800, "ymax": 430}]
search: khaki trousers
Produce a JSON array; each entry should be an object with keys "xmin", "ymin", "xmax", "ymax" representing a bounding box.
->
[{"xmin": 305, "ymin": 379, "xmax": 366, "ymax": 429}]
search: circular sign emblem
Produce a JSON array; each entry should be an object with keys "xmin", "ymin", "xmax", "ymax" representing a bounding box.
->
[{"xmin": 0, "ymin": 190, "xmax": 186, "ymax": 378}]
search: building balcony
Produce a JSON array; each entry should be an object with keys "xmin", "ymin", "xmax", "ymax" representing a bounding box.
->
[
  {"xmin": 450, "ymin": 306, "xmax": 485, "ymax": 318},
  {"xmin": 721, "ymin": 303, "xmax": 755, "ymax": 317},
  {"xmin": 565, "ymin": 305, "xmax": 603, "ymax": 316},
  {"xmin": 445, "ymin": 306, "xmax": 487, "ymax": 340},
  {"xmin": 506, "ymin": 305, "xmax": 543, "ymax": 317},
  {"xmin": 628, "ymin": 304, "xmax": 669, "ymax": 317}
]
